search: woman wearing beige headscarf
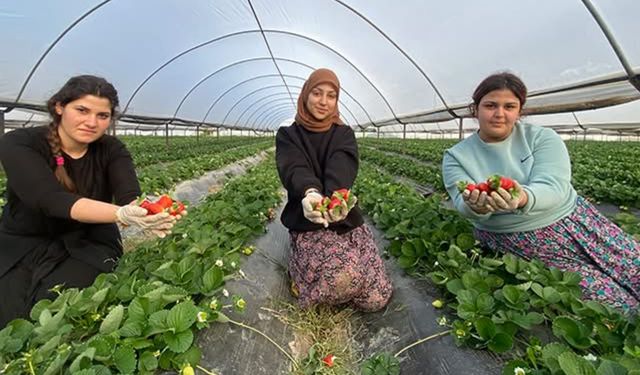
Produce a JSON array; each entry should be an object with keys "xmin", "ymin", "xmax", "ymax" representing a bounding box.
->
[{"xmin": 275, "ymin": 68, "xmax": 392, "ymax": 311}]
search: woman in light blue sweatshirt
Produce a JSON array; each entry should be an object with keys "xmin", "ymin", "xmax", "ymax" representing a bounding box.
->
[{"xmin": 443, "ymin": 72, "xmax": 639, "ymax": 312}]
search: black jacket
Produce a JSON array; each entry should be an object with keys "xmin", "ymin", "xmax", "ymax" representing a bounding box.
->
[
  {"xmin": 0, "ymin": 126, "xmax": 141, "ymax": 276},
  {"xmin": 275, "ymin": 123, "xmax": 363, "ymax": 233}
]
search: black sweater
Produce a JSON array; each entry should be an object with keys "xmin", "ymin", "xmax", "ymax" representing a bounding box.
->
[
  {"xmin": 0, "ymin": 126, "xmax": 141, "ymax": 276},
  {"xmin": 275, "ymin": 123, "xmax": 363, "ymax": 233}
]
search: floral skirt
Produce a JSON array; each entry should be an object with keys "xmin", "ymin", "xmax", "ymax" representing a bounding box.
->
[
  {"xmin": 475, "ymin": 196, "xmax": 640, "ymax": 312},
  {"xmin": 288, "ymin": 224, "xmax": 392, "ymax": 311}
]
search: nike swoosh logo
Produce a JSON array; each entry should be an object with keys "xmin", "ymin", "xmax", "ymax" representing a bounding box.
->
[{"xmin": 520, "ymin": 154, "xmax": 533, "ymax": 163}]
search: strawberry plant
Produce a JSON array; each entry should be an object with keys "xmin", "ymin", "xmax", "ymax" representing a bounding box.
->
[
  {"xmin": 0, "ymin": 156, "xmax": 283, "ymax": 374},
  {"xmin": 355, "ymin": 161, "xmax": 640, "ymax": 375}
]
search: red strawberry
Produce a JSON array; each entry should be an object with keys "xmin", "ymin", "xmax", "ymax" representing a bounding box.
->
[
  {"xmin": 476, "ymin": 182, "xmax": 491, "ymax": 193},
  {"xmin": 322, "ymin": 354, "xmax": 335, "ymax": 367},
  {"xmin": 466, "ymin": 183, "xmax": 477, "ymax": 192},
  {"xmin": 499, "ymin": 176, "xmax": 514, "ymax": 190},
  {"xmin": 334, "ymin": 188, "xmax": 349, "ymax": 201},
  {"xmin": 327, "ymin": 197, "xmax": 342, "ymax": 210},
  {"xmin": 314, "ymin": 197, "xmax": 331, "ymax": 213},
  {"xmin": 140, "ymin": 200, "xmax": 164, "ymax": 215},
  {"xmin": 156, "ymin": 194, "xmax": 173, "ymax": 209},
  {"xmin": 169, "ymin": 201, "xmax": 185, "ymax": 216}
]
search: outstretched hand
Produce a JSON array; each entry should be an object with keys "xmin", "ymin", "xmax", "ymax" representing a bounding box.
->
[
  {"xmin": 301, "ymin": 191, "xmax": 328, "ymax": 227},
  {"xmin": 486, "ymin": 180, "xmax": 526, "ymax": 212},
  {"xmin": 116, "ymin": 205, "xmax": 176, "ymax": 238},
  {"xmin": 462, "ymin": 189, "xmax": 494, "ymax": 214}
]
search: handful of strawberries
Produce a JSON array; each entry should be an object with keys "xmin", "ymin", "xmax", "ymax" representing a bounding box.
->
[
  {"xmin": 313, "ymin": 188, "xmax": 357, "ymax": 217},
  {"xmin": 138, "ymin": 194, "xmax": 186, "ymax": 216},
  {"xmin": 457, "ymin": 174, "xmax": 520, "ymax": 199}
]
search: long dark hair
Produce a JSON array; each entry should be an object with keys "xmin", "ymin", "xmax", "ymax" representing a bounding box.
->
[
  {"xmin": 45, "ymin": 75, "xmax": 119, "ymax": 192},
  {"xmin": 470, "ymin": 72, "xmax": 527, "ymax": 117}
]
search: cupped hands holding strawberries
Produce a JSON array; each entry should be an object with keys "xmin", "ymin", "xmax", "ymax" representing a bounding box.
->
[
  {"xmin": 116, "ymin": 194, "xmax": 188, "ymax": 238},
  {"xmin": 457, "ymin": 174, "xmax": 527, "ymax": 214},
  {"xmin": 301, "ymin": 188, "xmax": 357, "ymax": 227}
]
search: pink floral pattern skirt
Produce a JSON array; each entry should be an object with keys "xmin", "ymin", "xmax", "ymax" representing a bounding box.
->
[
  {"xmin": 288, "ymin": 224, "xmax": 392, "ymax": 311},
  {"xmin": 475, "ymin": 197, "xmax": 640, "ymax": 313}
]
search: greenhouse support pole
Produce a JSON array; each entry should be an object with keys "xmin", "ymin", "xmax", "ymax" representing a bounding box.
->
[
  {"xmin": 0, "ymin": 111, "xmax": 4, "ymax": 136},
  {"xmin": 216, "ymin": 127, "xmax": 220, "ymax": 138},
  {"xmin": 458, "ymin": 118, "xmax": 463, "ymax": 140},
  {"xmin": 403, "ymin": 124, "xmax": 406, "ymax": 140},
  {"xmin": 377, "ymin": 128, "xmax": 380, "ymax": 139},
  {"xmin": 361, "ymin": 129, "xmax": 365, "ymax": 138},
  {"xmin": 196, "ymin": 125, "xmax": 200, "ymax": 142},
  {"xmin": 165, "ymin": 122, "xmax": 169, "ymax": 147}
]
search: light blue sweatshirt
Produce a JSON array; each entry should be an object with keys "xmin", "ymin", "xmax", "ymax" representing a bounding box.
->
[{"xmin": 442, "ymin": 122, "xmax": 577, "ymax": 233}]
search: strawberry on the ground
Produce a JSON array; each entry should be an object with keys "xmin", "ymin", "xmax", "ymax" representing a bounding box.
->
[{"xmin": 322, "ymin": 354, "xmax": 335, "ymax": 367}]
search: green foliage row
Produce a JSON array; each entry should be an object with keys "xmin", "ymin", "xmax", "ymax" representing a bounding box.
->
[
  {"xmin": 0, "ymin": 156, "xmax": 283, "ymax": 374},
  {"xmin": 355, "ymin": 161, "xmax": 640, "ymax": 375}
]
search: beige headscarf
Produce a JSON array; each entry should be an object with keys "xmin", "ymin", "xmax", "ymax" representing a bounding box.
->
[{"xmin": 295, "ymin": 68, "xmax": 344, "ymax": 132}]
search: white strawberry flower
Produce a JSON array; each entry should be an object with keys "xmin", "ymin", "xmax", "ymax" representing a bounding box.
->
[
  {"xmin": 222, "ymin": 289, "xmax": 229, "ymax": 297},
  {"xmin": 197, "ymin": 311, "xmax": 208, "ymax": 323},
  {"xmin": 514, "ymin": 367, "xmax": 526, "ymax": 375},
  {"xmin": 215, "ymin": 259, "xmax": 224, "ymax": 267}
]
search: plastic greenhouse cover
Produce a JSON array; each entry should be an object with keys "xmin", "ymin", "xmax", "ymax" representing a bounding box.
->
[{"xmin": 0, "ymin": 0, "xmax": 638, "ymax": 131}]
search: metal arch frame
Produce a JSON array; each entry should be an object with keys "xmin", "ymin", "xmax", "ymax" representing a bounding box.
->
[
  {"xmin": 241, "ymin": 97, "xmax": 295, "ymax": 126},
  {"xmin": 15, "ymin": 2, "xmax": 639, "ymax": 126},
  {"xmin": 210, "ymin": 57, "xmax": 375, "ymax": 125},
  {"xmin": 247, "ymin": 0, "xmax": 296, "ymax": 108},
  {"xmin": 242, "ymin": 90, "xmax": 358, "ymax": 127},
  {"xmin": 257, "ymin": 108, "xmax": 294, "ymax": 130},
  {"xmin": 250, "ymin": 104, "xmax": 294, "ymax": 129},
  {"xmin": 232, "ymin": 89, "xmax": 359, "ymax": 127},
  {"xmin": 256, "ymin": 110, "xmax": 291, "ymax": 131},
  {"xmin": 171, "ymin": 57, "xmax": 280, "ymax": 121},
  {"xmin": 246, "ymin": 102, "xmax": 294, "ymax": 129},
  {"xmin": 331, "ymin": 0, "xmax": 456, "ymax": 118},
  {"xmin": 14, "ymin": 0, "xmax": 112, "ymax": 103},
  {"xmin": 265, "ymin": 112, "xmax": 294, "ymax": 130},
  {"xmin": 221, "ymin": 74, "xmax": 359, "ymax": 126},
  {"xmin": 15, "ymin": 2, "xmax": 433, "ymax": 126},
  {"xmin": 232, "ymin": 93, "xmax": 298, "ymax": 126},
  {"xmin": 581, "ymin": 0, "xmax": 640, "ymax": 92},
  {"xmin": 266, "ymin": 109, "xmax": 304, "ymax": 129},
  {"xmin": 172, "ymin": 57, "xmax": 373, "ymax": 126},
  {"xmin": 199, "ymin": 74, "xmax": 296, "ymax": 125},
  {"xmin": 120, "ymin": 30, "xmax": 396, "ymax": 124}
]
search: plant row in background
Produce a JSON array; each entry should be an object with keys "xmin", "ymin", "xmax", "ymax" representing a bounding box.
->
[
  {"xmin": 0, "ymin": 156, "xmax": 283, "ymax": 374},
  {"xmin": 122, "ymin": 136, "xmax": 268, "ymax": 167},
  {"xmin": 359, "ymin": 138, "xmax": 640, "ymax": 209},
  {"xmin": 354, "ymin": 161, "xmax": 640, "ymax": 375},
  {"xmin": 137, "ymin": 140, "xmax": 273, "ymax": 193}
]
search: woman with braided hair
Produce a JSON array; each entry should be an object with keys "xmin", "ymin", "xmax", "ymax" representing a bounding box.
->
[{"xmin": 0, "ymin": 75, "xmax": 180, "ymax": 327}]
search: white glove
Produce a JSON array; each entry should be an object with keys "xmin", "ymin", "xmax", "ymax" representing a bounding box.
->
[
  {"xmin": 116, "ymin": 205, "xmax": 176, "ymax": 238},
  {"xmin": 327, "ymin": 199, "xmax": 350, "ymax": 223},
  {"xmin": 301, "ymin": 190, "xmax": 328, "ymax": 228},
  {"xmin": 486, "ymin": 181, "xmax": 526, "ymax": 212},
  {"xmin": 462, "ymin": 189, "xmax": 494, "ymax": 215}
]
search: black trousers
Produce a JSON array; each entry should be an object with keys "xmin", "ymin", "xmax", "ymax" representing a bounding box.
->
[{"xmin": 0, "ymin": 244, "xmax": 102, "ymax": 328}]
